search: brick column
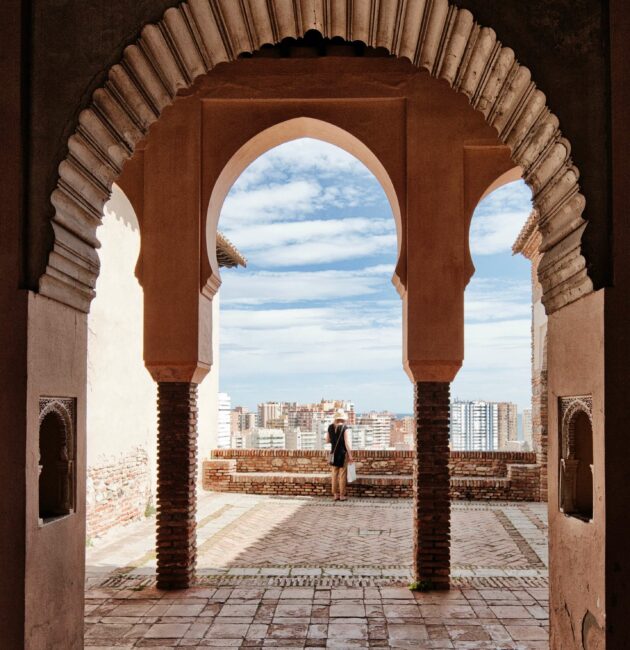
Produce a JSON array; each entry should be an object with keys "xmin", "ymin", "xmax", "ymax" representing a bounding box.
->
[
  {"xmin": 413, "ymin": 381, "xmax": 451, "ymax": 590},
  {"xmin": 156, "ymin": 382, "xmax": 198, "ymax": 589}
]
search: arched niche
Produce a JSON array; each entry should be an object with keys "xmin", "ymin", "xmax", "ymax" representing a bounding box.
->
[
  {"xmin": 205, "ymin": 117, "xmax": 404, "ymax": 295},
  {"xmin": 560, "ymin": 397, "xmax": 594, "ymax": 522},
  {"xmin": 38, "ymin": 398, "xmax": 75, "ymax": 523}
]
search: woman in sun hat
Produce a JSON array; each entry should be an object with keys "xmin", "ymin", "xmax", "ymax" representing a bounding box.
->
[{"xmin": 326, "ymin": 409, "xmax": 354, "ymax": 501}]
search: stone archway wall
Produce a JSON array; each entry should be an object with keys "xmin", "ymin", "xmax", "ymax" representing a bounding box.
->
[{"xmin": 42, "ymin": 0, "xmax": 590, "ymax": 315}]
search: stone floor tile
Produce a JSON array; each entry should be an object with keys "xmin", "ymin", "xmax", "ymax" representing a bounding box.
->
[
  {"xmin": 248, "ymin": 623, "xmax": 271, "ymax": 639},
  {"xmin": 205, "ymin": 621, "xmax": 249, "ymax": 638},
  {"xmin": 380, "ymin": 587, "xmax": 415, "ymax": 600},
  {"xmin": 330, "ymin": 603, "xmax": 366, "ymax": 618},
  {"xmin": 326, "ymin": 622, "xmax": 368, "ymax": 639},
  {"xmin": 268, "ymin": 623, "xmax": 310, "ymax": 639},
  {"xmin": 420, "ymin": 605, "xmax": 476, "ymax": 619},
  {"xmin": 308, "ymin": 623, "xmax": 329, "ymax": 639},
  {"xmin": 383, "ymin": 604, "xmax": 420, "ymax": 618},
  {"xmin": 144, "ymin": 623, "xmax": 191, "ymax": 638},
  {"xmin": 164, "ymin": 603, "xmax": 206, "ymax": 617},
  {"xmin": 218, "ymin": 603, "xmax": 259, "ymax": 617},
  {"xmin": 182, "ymin": 622, "xmax": 210, "ymax": 639},
  {"xmin": 490, "ymin": 605, "xmax": 532, "ymax": 619},
  {"xmin": 276, "ymin": 603, "xmax": 313, "ymax": 617},
  {"xmin": 331, "ymin": 588, "xmax": 364, "ymax": 600},
  {"xmin": 85, "ymin": 623, "xmax": 135, "ymax": 639},
  {"xmin": 280, "ymin": 587, "xmax": 315, "ymax": 599},
  {"xmin": 526, "ymin": 605, "xmax": 548, "ymax": 620},
  {"xmin": 388, "ymin": 623, "xmax": 430, "ymax": 641},
  {"xmin": 446, "ymin": 625, "xmax": 492, "ymax": 641},
  {"xmin": 506, "ymin": 625, "xmax": 549, "ymax": 641}
]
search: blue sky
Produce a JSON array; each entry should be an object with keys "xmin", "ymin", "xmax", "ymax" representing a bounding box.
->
[{"xmin": 218, "ymin": 138, "xmax": 532, "ymax": 414}]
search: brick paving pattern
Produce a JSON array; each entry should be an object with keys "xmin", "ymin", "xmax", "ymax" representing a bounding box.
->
[{"xmin": 86, "ymin": 493, "xmax": 549, "ymax": 647}]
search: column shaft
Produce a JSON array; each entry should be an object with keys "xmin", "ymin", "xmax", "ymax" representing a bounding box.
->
[
  {"xmin": 413, "ymin": 381, "xmax": 451, "ymax": 590},
  {"xmin": 156, "ymin": 382, "xmax": 198, "ymax": 589}
]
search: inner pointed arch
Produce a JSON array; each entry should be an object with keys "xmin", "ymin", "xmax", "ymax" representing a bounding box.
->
[{"xmin": 205, "ymin": 117, "xmax": 404, "ymax": 294}]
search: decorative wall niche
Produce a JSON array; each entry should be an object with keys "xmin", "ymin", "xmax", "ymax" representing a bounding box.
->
[
  {"xmin": 559, "ymin": 396, "xmax": 593, "ymax": 521},
  {"xmin": 38, "ymin": 397, "xmax": 76, "ymax": 524}
]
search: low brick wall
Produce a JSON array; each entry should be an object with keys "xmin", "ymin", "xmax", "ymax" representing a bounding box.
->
[
  {"xmin": 86, "ymin": 447, "xmax": 152, "ymax": 538},
  {"xmin": 203, "ymin": 449, "xmax": 541, "ymax": 501}
]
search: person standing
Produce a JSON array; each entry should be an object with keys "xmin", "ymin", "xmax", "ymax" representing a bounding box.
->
[{"xmin": 326, "ymin": 409, "xmax": 353, "ymax": 501}]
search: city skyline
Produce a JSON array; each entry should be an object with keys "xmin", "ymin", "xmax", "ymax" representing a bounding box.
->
[{"xmin": 223, "ymin": 396, "xmax": 528, "ymax": 452}]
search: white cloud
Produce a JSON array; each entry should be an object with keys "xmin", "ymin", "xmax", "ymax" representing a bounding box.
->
[
  {"xmin": 220, "ymin": 139, "xmax": 386, "ymax": 229},
  {"xmin": 469, "ymin": 210, "xmax": 531, "ymax": 256},
  {"xmin": 464, "ymin": 278, "xmax": 531, "ymax": 322},
  {"xmin": 469, "ymin": 180, "xmax": 532, "ymax": 256},
  {"xmin": 223, "ymin": 217, "xmax": 394, "ymax": 250},
  {"xmin": 220, "ymin": 180, "xmax": 321, "ymax": 225},
  {"xmin": 232, "ymin": 138, "xmax": 372, "ymax": 192},
  {"xmin": 220, "ymin": 265, "xmax": 396, "ymax": 305}
]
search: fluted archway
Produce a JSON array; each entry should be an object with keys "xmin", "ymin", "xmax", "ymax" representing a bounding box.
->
[{"xmin": 43, "ymin": 0, "xmax": 589, "ymax": 316}]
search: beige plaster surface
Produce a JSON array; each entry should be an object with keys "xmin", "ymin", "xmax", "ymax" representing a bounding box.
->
[
  {"xmin": 25, "ymin": 294, "xmax": 88, "ymax": 649},
  {"xmin": 87, "ymin": 185, "xmax": 221, "ymax": 504},
  {"xmin": 547, "ymin": 291, "xmax": 605, "ymax": 649}
]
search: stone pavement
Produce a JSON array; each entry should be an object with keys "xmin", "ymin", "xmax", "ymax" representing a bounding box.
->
[{"xmin": 85, "ymin": 493, "xmax": 549, "ymax": 648}]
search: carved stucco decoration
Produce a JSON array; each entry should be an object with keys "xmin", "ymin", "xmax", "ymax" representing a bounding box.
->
[
  {"xmin": 41, "ymin": 0, "xmax": 592, "ymax": 314},
  {"xmin": 558, "ymin": 395, "xmax": 592, "ymax": 516},
  {"xmin": 38, "ymin": 397, "xmax": 76, "ymax": 516}
]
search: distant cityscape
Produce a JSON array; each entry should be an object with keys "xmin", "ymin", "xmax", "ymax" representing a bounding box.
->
[{"xmin": 218, "ymin": 395, "xmax": 533, "ymax": 452}]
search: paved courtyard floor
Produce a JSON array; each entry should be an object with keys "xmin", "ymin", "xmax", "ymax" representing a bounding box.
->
[{"xmin": 85, "ymin": 492, "xmax": 549, "ymax": 648}]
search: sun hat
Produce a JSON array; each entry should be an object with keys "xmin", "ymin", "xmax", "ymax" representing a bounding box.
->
[{"xmin": 333, "ymin": 409, "xmax": 347, "ymax": 421}]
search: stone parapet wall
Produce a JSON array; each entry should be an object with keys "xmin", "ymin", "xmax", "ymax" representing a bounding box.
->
[
  {"xmin": 449, "ymin": 451, "xmax": 537, "ymax": 477},
  {"xmin": 86, "ymin": 447, "xmax": 152, "ymax": 539},
  {"xmin": 209, "ymin": 448, "xmax": 414, "ymax": 475},
  {"xmin": 203, "ymin": 449, "xmax": 540, "ymax": 502}
]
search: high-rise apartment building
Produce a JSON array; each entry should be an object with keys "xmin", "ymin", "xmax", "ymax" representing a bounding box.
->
[
  {"xmin": 356, "ymin": 411, "xmax": 394, "ymax": 449},
  {"xmin": 450, "ymin": 400, "xmax": 498, "ymax": 451},
  {"xmin": 251, "ymin": 428, "xmax": 285, "ymax": 449},
  {"xmin": 497, "ymin": 402, "xmax": 518, "ymax": 450},
  {"xmin": 232, "ymin": 406, "xmax": 257, "ymax": 433},
  {"xmin": 257, "ymin": 402, "xmax": 283, "ymax": 428},
  {"xmin": 522, "ymin": 409, "xmax": 533, "ymax": 449},
  {"xmin": 217, "ymin": 392, "xmax": 232, "ymax": 448}
]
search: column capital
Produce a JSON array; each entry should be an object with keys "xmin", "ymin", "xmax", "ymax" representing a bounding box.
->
[
  {"xmin": 146, "ymin": 362, "xmax": 210, "ymax": 384},
  {"xmin": 404, "ymin": 360, "xmax": 461, "ymax": 383}
]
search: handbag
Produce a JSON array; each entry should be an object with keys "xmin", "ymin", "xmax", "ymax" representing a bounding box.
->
[
  {"xmin": 328, "ymin": 424, "xmax": 345, "ymax": 465},
  {"xmin": 347, "ymin": 462, "xmax": 357, "ymax": 483}
]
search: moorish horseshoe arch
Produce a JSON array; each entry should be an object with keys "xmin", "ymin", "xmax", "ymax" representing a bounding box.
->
[
  {"xmin": 206, "ymin": 116, "xmax": 405, "ymax": 295},
  {"xmin": 42, "ymin": 0, "xmax": 591, "ymax": 314}
]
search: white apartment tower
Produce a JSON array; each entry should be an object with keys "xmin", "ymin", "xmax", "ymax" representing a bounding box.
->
[
  {"xmin": 217, "ymin": 392, "xmax": 232, "ymax": 448},
  {"xmin": 450, "ymin": 400, "xmax": 499, "ymax": 451}
]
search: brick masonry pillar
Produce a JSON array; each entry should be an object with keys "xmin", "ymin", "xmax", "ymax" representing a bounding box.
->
[
  {"xmin": 413, "ymin": 381, "xmax": 451, "ymax": 590},
  {"xmin": 156, "ymin": 382, "xmax": 198, "ymax": 589}
]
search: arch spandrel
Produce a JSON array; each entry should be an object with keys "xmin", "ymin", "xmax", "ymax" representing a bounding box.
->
[{"xmin": 42, "ymin": 0, "xmax": 591, "ymax": 315}]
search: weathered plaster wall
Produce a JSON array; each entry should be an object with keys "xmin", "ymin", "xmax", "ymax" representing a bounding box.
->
[
  {"xmin": 86, "ymin": 185, "xmax": 156, "ymax": 535},
  {"xmin": 25, "ymin": 295, "xmax": 87, "ymax": 650},
  {"xmin": 548, "ymin": 290, "xmax": 605, "ymax": 649},
  {"xmin": 86, "ymin": 184, "xmax": 220, "ymax": 538}
]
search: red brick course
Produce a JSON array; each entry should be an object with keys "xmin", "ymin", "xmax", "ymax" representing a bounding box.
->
[
  {"xmin": 202, "ymin": 449, "xmax": 540, "ymax": 502},
  {"xmin": 413, "ymin": 382, "xmax": 451, "ymax": 590},
  {"xmin": 156, "ymin": 382, "xmax": 198, "ymax": 590},
  {"xmin": 86, "ymin": 447, "xmax": 151, "ymax": 539}
]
